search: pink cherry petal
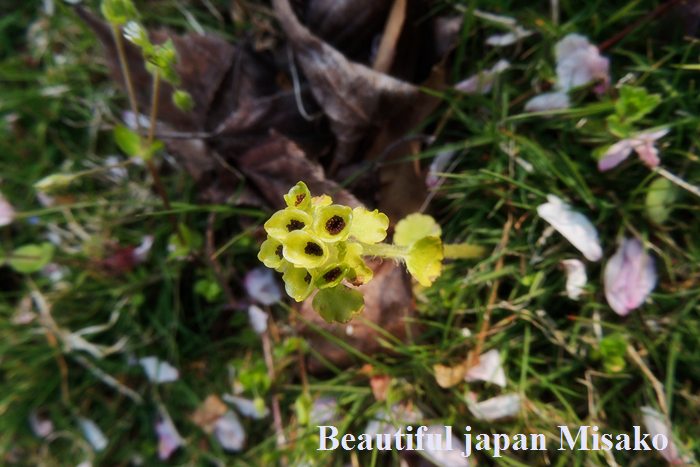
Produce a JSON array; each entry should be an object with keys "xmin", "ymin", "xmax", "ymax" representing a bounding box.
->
[{"xmin": 604, "ymin": 238, "xmax": 657, "ymax": 316}]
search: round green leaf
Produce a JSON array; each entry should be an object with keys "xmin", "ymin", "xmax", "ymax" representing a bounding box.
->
[
  {"xmin": 8, "ymin": 243, "xmax": 55, "ymax": 273},
  {"xmin": 312, "ymin": 285, "xmax": 364, "ymax": 323}
]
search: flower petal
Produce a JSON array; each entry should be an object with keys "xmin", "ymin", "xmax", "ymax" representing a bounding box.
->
[
  {"xmin": 554, "ymin": 34, "xmax": 609, "ymax": 92},
  {"xmin": 348, "ymin": 207, "xmax": 389, "ymax": 244},
  {"xmin": 244, "ymin": 267, "xmax": 281, "ymax": 305},
  {"xmin": 467, "ymin": 393, "xmax": 521, "ymax": 421},
  {"xmin": 604, "ymin": 238, "xmax": 657, "ymax": 316},
  {"xmin": 524, "ymin": 92, "xmax": 570, "ymax": 112},
  {"xmin": 454, "ymin": 59, "xmax": 510, "ymax": 94},
  {"xmin": 485, "ymin": 27, "xmax": 533, "ymax": 47},
  {"xmin": 214, "ymin": 411, "xmax": 246, "ymax": 452},
  {"xmin": 598, "ymin": 139, "xmax": 634, "ymax": 171},
  {"xmin": 78, "ymin": 417, "xmax": 108, "ymax": 452},
  {"xmin": 155, "ymin": 411, "xmax": 185, "ymax": 460},
  {"xmin": 139, "ymin": 356, "xmax": 179, "ymax": 383},
  {"xmin": 420, "ymin": 425, "xmax": 471, "ymax": 467},
  {"xmin": 223, "ymin": 394, "xmax": 270, "ymax": 420},
  {"xmin": 465, "ymin": 349, "xmax": 506, "ymax": 387},
  {"xmin": 394, "ymin": 213, "xmax": 442, "ymax": 247},
  {"xmin": 247, "ymin": 305, "xmax": 268, "ymax": 335},
  {"xmin": 0, "ymin": 191, "xmax": 16, "ymax": 227},
  {"xmin": 537, "ymin": 195, "xmax": 603, "ymax": 261},
  {"xmin": 641, "ymin": 406, "xmax": 687, "ymax": 465},
  {"xmin": 561, "ymin": 259, "xmax": 587, "ymax": 300}
]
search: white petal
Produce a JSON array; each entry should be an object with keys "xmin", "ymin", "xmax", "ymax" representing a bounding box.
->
[
  {"xmin": 133, "ymin": 235, "xmax": 154, "ymax": 263},
  {"xmin": 138, "ymin": 356, "xmax": 179, "ymax": 383},
  {"xmin": 486, "ymin": 26, "xmax": 533, "ymax": 47},
  {"xmin": 214, "ymin": 411, "xmax": 246, "ymax": 452},
  {"xmin": 155, "ymin": 412, "xmax": 185, "ymax": 460},
  {"xmin": 465, "ymin": 349, "xmax": 506, "ymax": 387},
  {"xmin": 641, "ymin": 407, "xmax": 685, "ymax": 465},
  {"xmin": 554, "ymin": 34, "xmax": 592, "ymax": 60},
  {"xmin": 223, "ymin": 394, "xmax": 269, "ymax": 419},
  {"xmin": 247, "ymin": 305, "xmax": 268, "ymax": 335},
  {"xmin": 467, "ymin": 393, "xmax": 521, "ymax": 421},
  {"xmin": 604, "ymin": 238, "xmax": 657, "ymax": 316},
  {"xmin": 426, "ymin": 150, "xmax": 456, "ymax": 188},
  {"xmin": 309, "ymin": 396, "xmax": 338, "ymax": 425},
  {"xmin": 0, "ymin": 192, "xmax": 15, "ymax": 227},
  {"xmin": 524, "ymin": 92, "xmax": 570, "ymax": 112},
  {"xmin": 455, "ymin": 60, "xmax": 510, "ymax": 95},
  {"xmin": 561, "ymin": 259, "xmax": 587, "ymax": 300},
  {"xmin": 419, "ymin": 425, "xmax": 470, "ymax": 467},
  {"xmin": 537, "ymin": 195, "xmax": 603, "ymax": 261},
  {"xmin": 598, "ymin": 139, "xmax": 634, "ymax": 171},
  {"xmin": 78, "ymin": 418, "xmax": 108, "ymax": 452},
  {"xmin": 244, "ymin": 267, "xmax": 281, "ymax": 306},
  {"xmin": 29, "ymin": 411, "xmax": 54, "ymax": 438}
]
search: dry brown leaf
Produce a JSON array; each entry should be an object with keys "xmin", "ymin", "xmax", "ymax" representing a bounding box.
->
[
  {"xmin": 190, "ymin": 394, "xmax": 228, "ymax": 434},
  {"xmin": 297, "ymin": 259, "xmax": 416, "ymax": 373},
  {"xmin": 433, "ymin": 360, "xmax": 469, "ymax": 388}
]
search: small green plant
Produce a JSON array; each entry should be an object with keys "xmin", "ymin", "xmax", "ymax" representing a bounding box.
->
[{"xmin": 258, "ymin": 182, "xmax": 484, "ymax": 323}]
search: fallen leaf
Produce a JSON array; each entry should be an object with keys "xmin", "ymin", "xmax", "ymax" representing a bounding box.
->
[
  {"xmin": 191, "ymin": 394, "xmax": 228, "ymax": 434},
  {"xmin": 434, "ymin": 360, "xmax": 469, "ymax": 388}
]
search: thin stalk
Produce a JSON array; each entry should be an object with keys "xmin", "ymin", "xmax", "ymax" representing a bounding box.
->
[
  {"xmin": 359, "ymin": 242, "xmax": 407, "ymax": 259},
  {"xmin": 110, "ymin": 24, "xmax": 141, "ymax": 132}
]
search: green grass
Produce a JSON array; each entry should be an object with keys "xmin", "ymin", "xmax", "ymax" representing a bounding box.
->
[{"xmin": 1, "ymin": 0, "xmax": 699, "ymax": 465}]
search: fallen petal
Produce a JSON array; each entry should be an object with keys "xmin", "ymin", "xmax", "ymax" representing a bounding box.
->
[
  {"xmin": 310, "ymin": 397, "xmax": 338, "ymax": 426},
  {"xmin": 223, "ymin": 394, "xmax": 269, "ymax": 419},
  {"xmin": 133, "ymin": 235, "xmax": 154, "ymax": 263},
  {"xmin": 426, "ymin": 150, "xmax": 456, "ymax": 188},
  {"xmin": 78, "ymin": 417, "xmax": 108, "ymax": 452},
  {"xmin": 485, "ymin": 27, "xmax": 533, "ymax": 47},
  {"xmin": 598, "ymin": 138, "xmax": 634, "ymax": 171},
  {"xmin": 524, "ymin": 92, "xmax": 570, "ymax": 112},
  {"xmin": 0, "ymin": 191, "xmax": 15, "ymax": 227},
  {"xmin": 537, "ymin": 195, "xmax": 603, "ymax": 261},
  {"xmin": 420, "ymin": 425, "xmax": 470, "ymax": 467},
  {"xmin": 465, "ymin": 349, "xmax": 506, "ymax": 387},
  {"xmin": 554, "ymin": 34, "xmax": 609, "ymax": 92},
  {"xmin": 29, "ymin": 411, "xmax": 54, "ymax": 438},
  {"xmin": 455, "ymin": 59, "xmax": 510, "ymax": 94},
  {"xmin": 244, "ymin": 267, "xmax": 282, "ymax": 306},
  {"xmin": 214, "ymin": 411, "xmax": 246, "ymax": 452},
  {"xmin": 155, "ymin": 411, "xmax": 185, "ymax": 460},
  {"xmin": 641, "ymin": 407, "xmax": 685, "ymax": 465},
  {"xmin": 604, "ymin": 238, "xmax": 657, "ymax": 316},
  {"xmin": 561, "ymin": 259, "xmax": 587, "ymax": 300},
  {"xmin": 247, "ymin": 305, "xmax": 269, "ymax": 335},
  {"xmin": 139, "ymin": 356, "xmax": 179, "ymax": 383},
  {"xmin": 631, "ymin": 128, "xmax": 669, "ymax": 169},
  {"xmin": 467, "ymin": 393, "xmax": 521, "ymax": 421}
]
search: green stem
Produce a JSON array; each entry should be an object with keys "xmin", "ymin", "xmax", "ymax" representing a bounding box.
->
[
  {"xmin": 443, "ymin": 243, "xmax": 486, "ymax": 259},
  {"xmin": 359, "ymin": 242, "xmax": 407, "ymax": 259},
  {"xmin": 110, "ymin": 24, "xmax": 141, "ymax": 132}
]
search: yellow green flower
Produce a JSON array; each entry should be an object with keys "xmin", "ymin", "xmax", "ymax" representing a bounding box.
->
[
  {"xmin": 405, "ymin": 236, "xmax": 443, "ymax": 287},
  {"xmin": 394, "ymin": 213, "xmax": 441, "ymax": 247},
  {"xmin": 282, "ymin": 266, "xmax": 315, "ymax": 302},
  {"xmin": 312, "ymin": 195, "xmax": 333, "ymax": 207},
  {"xmin": 313, "ymin": 205, "xmax": 352, "ymax": 242},
  {"xmin": 344, "ymin": 243, "xmax": 373, "ymax": 285},
  {"xmin": 284, "ymin": 181, "xmax": 312, "ymax": 211},
  {"xmin": 264, "ymin": 208, "xmax": 312, "ymax": 241},
  {"xmin": 258, "ymin": 237, "xmax": 285, "ymax": 269},
  {"xmin": 348, "ymin": 207, "xmax": 389, "ymax": 244},
  {"xmin": 282, "ymin": 230, "xmax": 329, "ymax": 268},
  {"xmin": 315, "ymin": 264, "xmax": 348, "ymax": 289}
]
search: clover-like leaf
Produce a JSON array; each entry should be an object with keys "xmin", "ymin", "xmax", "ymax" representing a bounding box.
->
[
  {"xmin": 282, "ymin": 266, "xmax": 314, "ymax": 302},
  {"xmin": 405, "ymin": 236, "xmax": 443, "ymax": 287},
  {"xmin": 258, "ymin": 237, "xmax": 285, "ymax": 269},
  {"xmin": 283, "ymin": 181, "xmax": 312, "ymax": 211},
  {"xmin": 313, "ymin": 205, "xmax": 352, "ymax": 242},
  {"xmin": 264, "ymin": 208, "xmax": 312, "ymax": 241},
  {"xmin": 282, "ymin": 230, "xmax": 328, "ymax": 268},
  {"xmin": 8, "ymin": 243, "xmax": 55, "ymax": 274},
  {"xmin": 312, "ymin": 285, "xmax": 364, "ymax": 323},
  {"xmin": 348, "ymin": 207, "xmax": 389, "ymax": 244},
  {"xmin": 394, "ymin": 213, "xmax": 441, "ymax": 247},
  {"xmin": 101, "ymin": 0, "xmax": 138, "ymax": 25},
  {"xmin": 315, "ymin": 264, "xmax": 348, "ymax": 289},
  {"xmin": 172, "ymin": 90, "xmax": 194, "ymax": 112},
  {"xmin": 645, "ymin": 177, "xmax": 676, "ymax": 224}
]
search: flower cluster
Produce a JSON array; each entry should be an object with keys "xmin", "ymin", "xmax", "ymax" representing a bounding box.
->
[{"xmin": 258, "ymin": 182, "xmax": 464, "ymax": 323}]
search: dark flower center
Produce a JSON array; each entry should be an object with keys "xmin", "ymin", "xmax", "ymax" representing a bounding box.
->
[
  {"xmin": 304, "ymin": 273, "xmax": 312, "ymax": 284},
  {"xmin": 325, "ymin": 215, "xmax": 346, "ymax": 235},
  {"xmin": 275, "ymin": 245, "xmax": 283, "ymax": 259},
  {"xmin": 323, "ymin": 267, "xmax": 342, "ymax": 283},
  {"xmin": 287, "ymin": 219, "xmax": 305, "ymax": 231},
  {"xmin": 295, "ymin": 194, "xmax": 306, "ymax": 206},
  {"xmin": 304, "ymin": 242, "xmax": 323, "ymax": 256}
]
